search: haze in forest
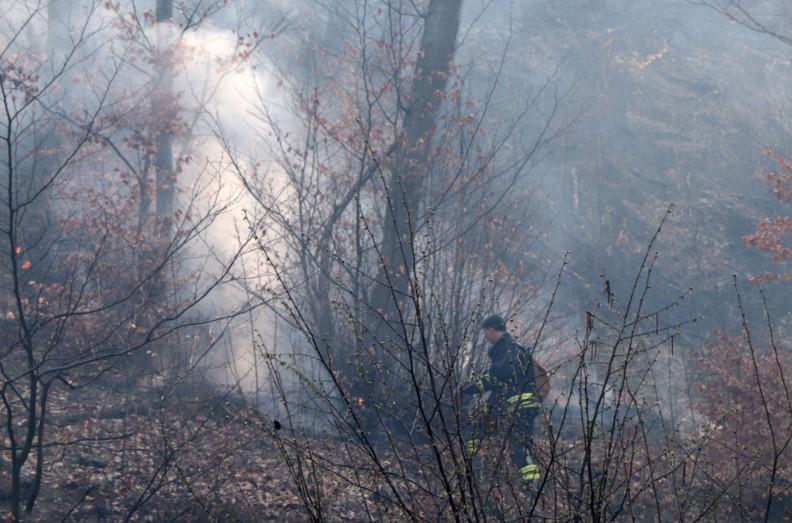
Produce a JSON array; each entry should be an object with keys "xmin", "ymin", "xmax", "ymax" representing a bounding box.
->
[{"xmin": 2, "ymin": 0, "xmax": 792, "ymax": 520}]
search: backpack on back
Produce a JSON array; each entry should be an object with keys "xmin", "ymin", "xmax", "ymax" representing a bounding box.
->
[
  {"xmin": 533, "ymin": 359, "xmax": 550, "ymax": 402},
  {"xmin": 517, "ymin": 343, "xmax": 551, "ymax": 403}
]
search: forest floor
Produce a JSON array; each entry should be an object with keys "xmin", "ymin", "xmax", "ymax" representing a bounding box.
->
[{"xmin": 1, "ymin": 376, "xmax": 371, "ymax": 522}]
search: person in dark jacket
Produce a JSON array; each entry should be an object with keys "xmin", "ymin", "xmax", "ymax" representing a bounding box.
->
[{"xmin": 463, "ymin": 314, "xmax": 540, "ymax": 482}]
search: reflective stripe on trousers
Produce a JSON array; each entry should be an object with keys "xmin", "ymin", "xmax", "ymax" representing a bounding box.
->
[
  {"xmin": 506, "ymin": 392, "xmax": 540, "ymax": 410},
  {"xmin": 519, "ymin": 463, "xmax": 540, "ymax": 481}
]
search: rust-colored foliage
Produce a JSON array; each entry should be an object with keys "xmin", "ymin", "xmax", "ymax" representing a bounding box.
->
[
  {"xmin": 744, "ymin": 150, "xmax": 792, "ymax": 282},
  {"xmin": 695, "ymin": 334, "xmax": 792, "ymax": 517}
]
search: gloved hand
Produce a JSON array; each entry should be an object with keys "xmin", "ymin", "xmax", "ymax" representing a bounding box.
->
[{"xmin": 462, "ymin": 374, "xmax": 488, "ymax": 395}]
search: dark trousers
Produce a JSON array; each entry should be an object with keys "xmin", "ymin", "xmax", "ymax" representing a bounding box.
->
[
  {"xmin": 465, "ymin": 404, "xmax": 539, "ymax": 480},
  {"xmin": 507, "ymin": 410, "xmax": 536, "ymax": 466}
]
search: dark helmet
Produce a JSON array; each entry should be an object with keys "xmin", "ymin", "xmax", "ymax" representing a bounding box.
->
[{"xmin": 480, "ymin": 314, "xmax": 507, "ymax": 332}]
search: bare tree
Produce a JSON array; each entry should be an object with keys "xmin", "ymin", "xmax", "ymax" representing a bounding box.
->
[{"xmin": 0, "ymin": 2, "xmax": 255, "ymax": 518}]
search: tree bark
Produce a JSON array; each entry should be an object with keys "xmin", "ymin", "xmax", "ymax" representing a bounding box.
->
[
  {"xmin": 369, "ymin": 0, "xmax": 463, "ymax": 341},
  {"xmin": 154, "ymin": 0, "xmax": 175, "ymax": 235},
  {"xmin": 346, "ymin": 0, "xmax": 463, "ymax": 434}
]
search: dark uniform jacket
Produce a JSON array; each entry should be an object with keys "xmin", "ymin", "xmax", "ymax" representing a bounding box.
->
[{"xmin": 465, "ymin": 333, "xmax": 539, "ymax": 416}]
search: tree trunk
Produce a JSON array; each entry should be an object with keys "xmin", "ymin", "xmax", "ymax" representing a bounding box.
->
[
  {"xmin": 154, "ymin": 0, "xmax": 175, "ymax": 236},
  {"xmin": 351, "ymin": 0, "xmax": 463, "ymax": 434},
  {"xmin": 369, "ymin": 0, "xmax": 463, "ymax": 343}
]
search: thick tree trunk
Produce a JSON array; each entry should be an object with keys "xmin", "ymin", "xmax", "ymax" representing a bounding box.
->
[
  {"xmin": 347, "ymin": 0, "xmax": 462, "ymax": 434},
  {"xmin": 154, "ymin": 0, "xmax": 175, "ymax": 235},
  {"xmin": 369, "ymin": 0, "xmax": 463, "ymax": 342},
  {"xmin": 130, "ymin": 0, "xmax": 176, "ymax": 377},
  {"xmin": 27, "ymin": 0, "xmax": 72, "ymax": 259}
]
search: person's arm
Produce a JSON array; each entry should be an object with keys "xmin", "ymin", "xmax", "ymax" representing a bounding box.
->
[{"xmin": 463, "ymin": 372, "xmax": 493, "ymax": 394}]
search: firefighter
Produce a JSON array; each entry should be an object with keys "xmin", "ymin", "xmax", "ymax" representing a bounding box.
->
[{"xmin": 463, "ymin": 314, "xmax": 541, "ymax": 483}]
